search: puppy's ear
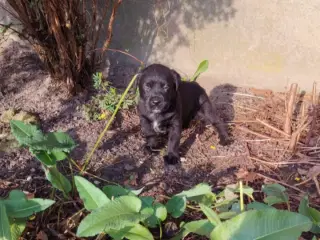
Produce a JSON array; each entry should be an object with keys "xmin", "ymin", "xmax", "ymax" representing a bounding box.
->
[
  {"xmin": 134, "ymin": 66, "xmax": 146, "ymax": 90},
  {"xmin": 171, "ymin": 69, "xmax": 181, "ymax": 91}
]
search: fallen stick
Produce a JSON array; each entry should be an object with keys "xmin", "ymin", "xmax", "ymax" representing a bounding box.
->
[
  {"xmin": 256, "ymin": 173, "xmax": 305, "ymax": 193},
  {"xmin": 250, "ymin": 156, "xmax": 320, "ymax": 166},
  {"xmin": 289, "ymin": 115, "xmax": 311, "ymax": 151},
  {"xmin": 284, "ymin": 83, "xmax": 298, "ymax": 135},
  {"xmin": 295, "ymin": 178, "xmax": 312, "ymax": 186},
  {"xmin": 227, "ymin": 120, "xmax": 257, "ymax": 124},
  {"xmin": 230, "ymin": 92, "xmax": 265, "ymax": 99},
  {"xmin": 237, "ymin": 126, "xmax": 277, "ymax": 140},
  {"xmin": 305, "ymin": 83, "xmax": 318, "ymax": 146},
  {"xmin": 313, "ymin": 176, "xmax": 320, "ymax": 197},
  {"xmin": 256, "ymin": 118, "xmax": 290, "ymax": 137},
  {"xmin": 312, "ymin": 82, "xmax": 317, "ymax": 105}
]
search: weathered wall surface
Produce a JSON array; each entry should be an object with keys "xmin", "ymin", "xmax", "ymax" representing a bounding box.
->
[
  {"xmin": 110, "ymin": 0, "xmax": 320, "ymax": 92},
  {"xmin": 2, "ymin": 0, "xmax": 320, "ymax": 92}
]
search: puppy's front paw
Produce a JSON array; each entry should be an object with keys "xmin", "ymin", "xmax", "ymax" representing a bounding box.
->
[
  {"xmin": 143, "ymin": 144, "xmax": 158, "ymax": 154},
  {"xmin": 219, "ymin": 136, "xmax": 232, "ymax": 146},
  {"xmin": 163, "ymin": 153, "xmax": 180, "ymax": 165}
]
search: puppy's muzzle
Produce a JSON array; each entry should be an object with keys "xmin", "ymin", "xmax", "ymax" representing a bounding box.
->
[{"xmin": 150, "ymin": 96, "xmax": 163, "ymax": 106}]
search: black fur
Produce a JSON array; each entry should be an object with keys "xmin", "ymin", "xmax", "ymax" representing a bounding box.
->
[{"xmin": 137, "ymin": 64, "xmax": 230, "ymax": 164}]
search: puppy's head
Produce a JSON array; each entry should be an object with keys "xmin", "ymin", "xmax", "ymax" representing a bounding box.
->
[{"xmin": 138, "ymin": 64, "xmax": 180, "ymax": 113}]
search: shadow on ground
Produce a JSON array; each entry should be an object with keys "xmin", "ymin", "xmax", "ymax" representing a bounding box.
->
[{"xmin": 0, "ymin": 41, "xmax": 45, "ymax": 96}]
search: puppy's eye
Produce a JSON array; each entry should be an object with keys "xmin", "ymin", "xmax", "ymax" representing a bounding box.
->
[
  {"xmin": 163, "ymin": 85, "xmax": 169, "ymax": 91},
  {"xmin": 144, "ymin": 83, "xmax": 151, "ymax": 90}
]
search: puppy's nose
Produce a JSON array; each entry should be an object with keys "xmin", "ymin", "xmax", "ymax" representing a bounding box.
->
[{"xmin": 150, "ymin": 96, "xmax": 162, "ymax": 106}]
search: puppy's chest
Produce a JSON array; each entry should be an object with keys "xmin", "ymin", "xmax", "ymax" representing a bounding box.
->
[{"xmin": 149, "ymin": 114, "xmax": 171, "ymax": 134}]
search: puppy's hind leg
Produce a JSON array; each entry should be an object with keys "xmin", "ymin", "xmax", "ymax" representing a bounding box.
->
[{"xmin": 199, "ymin": 95, "xmax": 231, "ymax": 146}]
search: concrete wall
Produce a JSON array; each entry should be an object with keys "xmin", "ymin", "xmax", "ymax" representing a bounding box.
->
[
  {"xmin": 110, "ymin": 0, "xmax": 320, "ymax": 92},
  {"xmin": 1, "ymin": 0, "xmax": 320, "ymax": 92}
]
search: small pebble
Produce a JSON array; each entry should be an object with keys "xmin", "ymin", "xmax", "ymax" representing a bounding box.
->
[
  {"xmin": 30, "ymin": 168, "xmax": 36, "ymax": 173},
  {"xmin": 26, "ymin": 176, "xmax": 32, "ymax": 181},
  {"xmin": 94, "ymin": 180, "xmax": 100, "ymax": 185}
]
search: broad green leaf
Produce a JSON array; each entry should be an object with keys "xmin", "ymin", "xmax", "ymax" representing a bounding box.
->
[
  {"xmin": 140, "ymin": 196, "xmax": 154, "ymax": 208},
  {"xmin": 30, "ymin": 132, "xmax": 76, "ymax": 153},
  {"xmin": 140, "ymin": 196, "xmax": 155, "ymax": 222},
  {"xmin": 51, "ymin": 150, "xmax": 68, "ymax": 161},
  {"xmin": 166, "ymin": 196, "xmax": 186, "ymax": 218},
  {"xmin": 74, "ymin": 176, "xmax": 110, "ymax": 211},
  {"xmin": 175, "ymin": 220, "xmax": 214, "ymax": 239},
  {"xmin": 77, "ymin": 196, "xmax": 148, "ymax": 237},
  {"xmin": 190, "ymin": 60, "xmax": 209, "ymax": 82},
  {"xmin": 6, "ymin": 190, "xmax": 25, "ymax": 199},
  {"xmin": 192, "ymin": 193, "xmax": 216, "ymax": 206},
  {"xmin": 108, "ymin": 223, "xmax": 154, "ymax": 240},
  {"xmin": 144, "ymin": 203, "xmax": 167, "ymax": 228},
  {"xmin": 218, "ymin": 211, "xmax": 237, "ymax": 220},
  {"xmin": 10, "ymin": 218, "xmax": 26, "ymax": 240},
  {"xmin": 176, "ymin": 183, "xmax": 212, "ymax": 199},
  {"xmin": 0, "ymin": 202, "xmax": 11, "ymax": 240},
  {"xmin": 199, "ymin": 204, "xmax": 221, "ymax": 226},
  {"xmin": 214, "ymin": 198, "xmax": 238, "ymax": 213},
  {"xmin": 130, "ymin": 187, "xmax": 144, "ymax": 196},
  {"xmin": 154, "ymin": 203, "xmax": 167, "ymax": 221},
  {"xmin": 3, "ymin": 190, "xmax": 55, "ymax": 218},
  {"xmin": 175, "ymin": 183, "xmax": 214, "ymax": 205},
  {"xmin": 31, "ymin": 149, "xmax": 56, "ymax": 166},
  {"xmin": 140, "ymin": 197, "xmax": 166, "ymax": 228},
  {"xmin": 262, "ymin": 183, "xmax": 288, "ymax": 206},
  {"xmin": 210, "ymin": 209, "xmax": 312, "ymax": 240},
  {"xmin": 299, "ymin": 195, "xmax": 320, "ymax": 233},
  {"xmin": 233, "ymin": 185, "xmax": 254, "ymax": 200},
  {"xmin": 223, "ymin": 186, "xmax": 238, "ymax": 200},
  {"xmin": 247, "ymin": 202, "xmax": 275, "ymax": 211},
  {"xmin": 44, "ymin": 166, "xmax": 71, "ymax": 196},
  {"xmin": 103, "ymin": 185, "xmax": 137, "ymax": 198},
  {"xmin": 223, "ymin": 183, "xmax": 254, "ymax": 200},
  {"xmin": 231, "ymin": 202, "xmax": 241, "ymax": 214},
  {"xmin": 10, "ymin": 120, "xmax": 45, "ymax": 147}
]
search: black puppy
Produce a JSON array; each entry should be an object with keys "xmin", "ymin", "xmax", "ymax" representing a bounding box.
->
[{"xmin": 137, "ymin": 64, "xmax": 230, "ymax": 164}]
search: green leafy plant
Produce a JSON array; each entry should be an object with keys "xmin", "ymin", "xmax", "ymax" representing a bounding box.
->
[
  {"xmin": 299, "ymin": 195, "xmax": 320, "ymax": 234},
  {"xmin": 10, "ymin": 120, "xmax": 76, "ymax": 197},
  {"xmin": 93, "ymin": 72, "xmax": 103, "ymax": 89},
  {"xmin": 0, "ymin": 190, "xmax": 54, "ymax": 240},
  {"xmin": 210, "ymin": 209, "xmax": 311, "ymax": 240},
  {"xmin": 71, "ymin": 178, "xmax": 316, "ymax": 239},
  {"xmin": 0, "ymin": 109, "xmax": 39, "ymax": 152},
  {"xmin": 262, "ymin": 183, "xmax": 289, "ymax": 207},
  {"xmin": 190, "ymin": 60, "xmax": 209, "ymax": 82},
  {"xmin": 166, "ymin": 182, "xmax": 313, "ymax": 240},
  {"xmin": 82, "ymin": 72, "xmax": 138, "ymax": 121},
  {"xmin": 74, "ymin": 176, "xmax": 156, "ymax": 239}
]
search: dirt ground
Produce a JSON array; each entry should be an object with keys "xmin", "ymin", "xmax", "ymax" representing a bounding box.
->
[{"xmin": 1, "ymin": 38, "xmax": 320, "ymax": 239}]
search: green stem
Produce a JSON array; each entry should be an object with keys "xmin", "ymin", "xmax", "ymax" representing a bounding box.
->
[
  {"xmin": 158, "ymin": 219, "xmax": 163, "ymax": 240},
  {"xmin": 81, "ymin": 74, "xmax": 139, "ymax": 173},
  {"xmin": 239, "ymin": 181, "xmax": 244, "ymax": 212},
  {"xmin": 68, "ymin": 157, "xmax": 76, "ymax": 197}
]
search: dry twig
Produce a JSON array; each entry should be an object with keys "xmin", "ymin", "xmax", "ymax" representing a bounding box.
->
[
  {"xmin": 237, "ymin": 126, "xmax": 279, "ymax": 140},
  {"xmin": 103, "ymin": 0, "xmax": 122, "ymax": 51},
  {"xmin": 256, "ymin": 118, "xmax": 290, "ymax": 137},
  {"xmin": 305, "ymin": 82, "xmax": 318, "ymax": 145},
  {"xmin": 284, "ymin": 83, "xmax": 298, "ymax": 135},
  {"xmin": 250, "ymin": 156, "xmax": 320, "ymax": 167}
]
